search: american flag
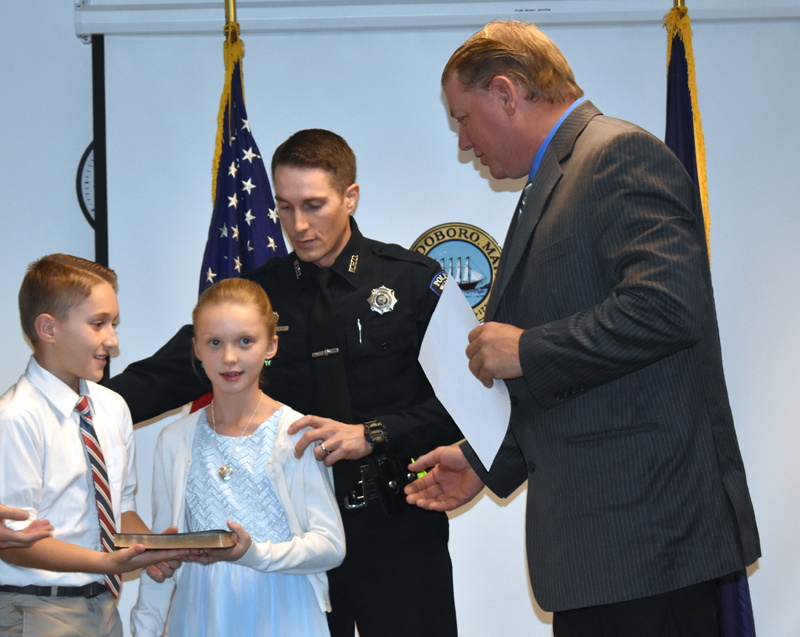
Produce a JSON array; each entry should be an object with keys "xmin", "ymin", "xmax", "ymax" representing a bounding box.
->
[
  {"xmin": 191, "ymin": 29, "xmax": 287, "ymax": 414},
  {"xmin": 199, "ymin": 41, "xmax": 287, "ymax": 297}
]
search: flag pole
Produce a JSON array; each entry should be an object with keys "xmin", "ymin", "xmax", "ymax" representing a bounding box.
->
[
  {"xmin": 211, "ymin": 0, "xmax": 243, "ymax": 205},
  {"xmin": 225, "ymin": 0, "xmax": 238, "ymax": 31}
]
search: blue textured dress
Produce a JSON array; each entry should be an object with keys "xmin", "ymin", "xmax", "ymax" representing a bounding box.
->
[{"xmin": 165, "ymin": 407, "xmax": 330, "ymax": 636}]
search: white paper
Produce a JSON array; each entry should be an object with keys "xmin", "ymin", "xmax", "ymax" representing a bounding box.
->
[{"xmin": 419, "ymin": 278, "xmax": 511, "ymax": 468}]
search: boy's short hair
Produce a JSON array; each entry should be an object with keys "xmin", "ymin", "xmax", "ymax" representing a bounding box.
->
[
  {"xmin": 271, "ymin": 129, "xmax": 356, "ymax": 196},
  {"xmin": 19, "ymin": 254, "xmax": 118, "ymax": 345}
]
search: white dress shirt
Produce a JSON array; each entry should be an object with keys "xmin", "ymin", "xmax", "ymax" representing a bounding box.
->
[{"xmin": 0, "ymin": 356, "xmax": 137, "ymax": 587}]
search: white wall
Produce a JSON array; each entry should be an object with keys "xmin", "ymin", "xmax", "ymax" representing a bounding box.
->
[
  {"xmin": 0, "ymin": 2, "xmax": 94, "ymax": 381},
  {"xmin": 2, "ymin": 4, "xmax": 799, "ymax": 636}
]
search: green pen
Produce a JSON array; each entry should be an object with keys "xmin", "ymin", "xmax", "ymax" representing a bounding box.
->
[{"xmin": 410, "ymin": 458, "xmax": 427, "ymax": 479}]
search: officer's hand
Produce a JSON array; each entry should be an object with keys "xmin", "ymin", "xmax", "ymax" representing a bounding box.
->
[
  {"xmin": 405, "ymin": 445, "xmax": 484, "ymax": 511},
  {"xmin": 288, "ymin": 415, "xmax": 372, "ymax": 466},
  {"xmin": 466, "ymin": 322, "xmax": 524, "ymax": 388}
]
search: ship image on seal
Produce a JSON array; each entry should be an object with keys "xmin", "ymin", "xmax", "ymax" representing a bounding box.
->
[
  {"xmin": 440, "ymin": 256, "xmax": 486, "ymax": 291},
  {"xmin": 411, "ymin": 222, "xmax": 501, "ymax": 322}
]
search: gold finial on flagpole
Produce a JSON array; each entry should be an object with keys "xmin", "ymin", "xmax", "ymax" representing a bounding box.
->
[
  {"xmin": 225, "ymin": 0, "xmax": 237, "ymax": 25},
  {"xmin": 224, "ymin": 0, "xmax": 238, "ymax": 43}
]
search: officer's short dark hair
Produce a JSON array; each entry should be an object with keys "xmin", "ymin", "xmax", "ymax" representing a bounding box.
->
[{"xmin": 271, "ymin": 129, "xmax": 356, "ymax": 196}]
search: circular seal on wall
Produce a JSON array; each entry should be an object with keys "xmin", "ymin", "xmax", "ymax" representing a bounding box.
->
[{"xmin": 411, "ymin": 222, "xmax": 501, "ymax": 322}]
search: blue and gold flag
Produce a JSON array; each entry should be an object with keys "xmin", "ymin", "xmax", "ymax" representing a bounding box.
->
[
  {"xmin": 199, "ymin": 23, "xmax": 287, "ymax": 297},
  {"xmin": 664, "ymin": 5, "xmax": 710, "ymax": 251},
  {"xmin": 665, "ymin": 7, "xmax": 756, "ymax": 636}
]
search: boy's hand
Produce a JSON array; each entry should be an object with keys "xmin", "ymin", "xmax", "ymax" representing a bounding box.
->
[
  {"xmin": 186, "ymin": 521, "xmax": 252, "ymax": 565},
  {"xmin": 143, "ymin": 526, "xmax": 185, "ymax": 582},
  {"xmin": 0, "ymin": 504, "xmax": 54, "ymax": 549},
  {"xmin": 107, "ymin": 544, "xmax": 191, "ymax": 574}
]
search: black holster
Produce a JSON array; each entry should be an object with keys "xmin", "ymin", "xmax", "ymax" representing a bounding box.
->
[{"xmin": 343, "ymin": 456, "xmax": 417, "ymax": 516}]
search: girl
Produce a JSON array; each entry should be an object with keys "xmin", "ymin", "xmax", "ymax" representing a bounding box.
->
[{"xmin": 131, "ymin": 278, "xmax": 345, "ymax": 636}]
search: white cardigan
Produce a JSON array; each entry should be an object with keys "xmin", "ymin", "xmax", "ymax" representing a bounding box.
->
[{"xmin": 131, "ymin": 405, "xmax": 345, "ymax": 637}]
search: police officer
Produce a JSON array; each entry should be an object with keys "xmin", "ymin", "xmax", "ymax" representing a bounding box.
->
[{"xmin": 106, "ymin": 129, "xmax": 461, "ymax": 637}]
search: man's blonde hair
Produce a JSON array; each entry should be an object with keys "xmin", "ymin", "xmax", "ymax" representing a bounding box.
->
[
  {"xmin": 443, "ymin": 20, "xmax": 583, "ymax": 102},
  {"xmin": 19, "ymin": 254, "xmax": 118, "ymax": 345}
]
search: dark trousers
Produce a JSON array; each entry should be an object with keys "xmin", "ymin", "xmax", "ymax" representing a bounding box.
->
[
  {"xmin": 553, "ymin": 578, "xmax": 722, "ymax": 637},
  {"xmin": 326, "ymin": 504, "xmax": 457, "ymax": 637}
]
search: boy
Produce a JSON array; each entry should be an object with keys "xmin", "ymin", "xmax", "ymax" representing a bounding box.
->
[{"xmin": 0, "ymin": 254, "xmax": 187, "ymax": 637}]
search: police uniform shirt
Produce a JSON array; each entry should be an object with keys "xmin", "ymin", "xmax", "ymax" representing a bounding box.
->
[{"xmin": 248, "ymin": 218, "xmax": 459, "ymax": 459}]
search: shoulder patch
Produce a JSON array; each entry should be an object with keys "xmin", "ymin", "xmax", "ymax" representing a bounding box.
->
[{"xmin": 429, "ymin": 271, "xmax": 448, "ymax": 297}]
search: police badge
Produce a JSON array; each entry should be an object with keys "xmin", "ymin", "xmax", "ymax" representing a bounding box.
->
[{"xmin": 367, "ymin": 286, "xmax": 397, "ymax": 314}]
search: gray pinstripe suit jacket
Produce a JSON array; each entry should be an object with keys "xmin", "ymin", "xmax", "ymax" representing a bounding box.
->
[{"xmin": 462, "ymin": 101, "xmax": 760, "ymax": 612}]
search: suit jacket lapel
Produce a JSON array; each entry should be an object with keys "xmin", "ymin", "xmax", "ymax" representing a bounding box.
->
[
  {"xmin": 487, "ymin": 101, "xmax": 602, "ymax": 320},
  {"xmin": 488, "ymin": 159, "xmax": 561, "ymax": 318}
]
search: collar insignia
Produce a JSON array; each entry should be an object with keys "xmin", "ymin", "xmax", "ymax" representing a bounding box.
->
[
  {"xmin": 294, "ymin": 259, "xmax": 302, "ymax": 279},
  {"xmin": 349, "ymin": 254, "xmax": 359, "ymax": 273}
]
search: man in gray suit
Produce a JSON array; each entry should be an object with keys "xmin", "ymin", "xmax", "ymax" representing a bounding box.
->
[{"xmin": 405, "ymin": 20, "xmax": 760, "ymax": 636}]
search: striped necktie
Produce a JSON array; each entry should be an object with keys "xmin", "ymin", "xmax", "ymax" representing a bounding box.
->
[{"xmin": 75, "ymin": 396, "xmax": 121, "ymax": 598}]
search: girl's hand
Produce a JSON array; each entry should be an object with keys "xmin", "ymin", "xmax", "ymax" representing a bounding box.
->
[{"xmin": 186, "ymin": 521, "xmax": 252, "ymax": 564}]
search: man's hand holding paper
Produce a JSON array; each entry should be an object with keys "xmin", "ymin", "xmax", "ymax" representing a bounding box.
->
[{"xmin": 466, "ymin": 322, "xmax": 524, "ymax": 388}]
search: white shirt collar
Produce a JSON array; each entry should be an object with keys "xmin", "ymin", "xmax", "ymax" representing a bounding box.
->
[{"xmin": 25, "ymin": 356, "xmax": 93, "ymax": 421}]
